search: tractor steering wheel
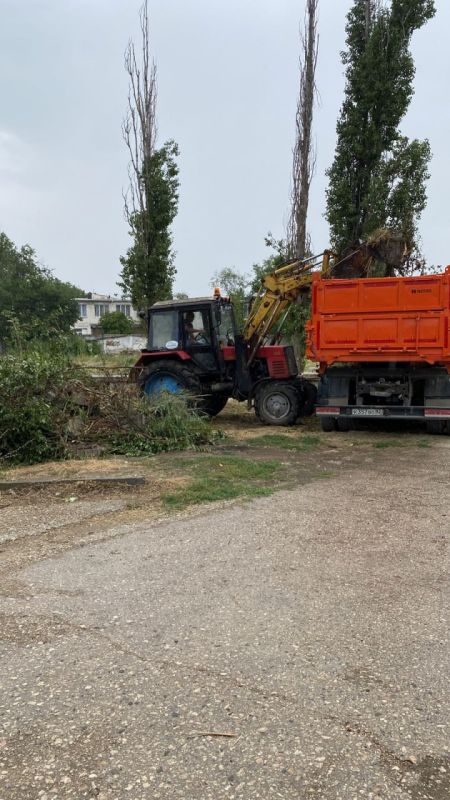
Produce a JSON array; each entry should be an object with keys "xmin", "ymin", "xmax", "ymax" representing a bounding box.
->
[{"xmin": 193, "ymin": 332, "xmax": 208, "ymax": 345}]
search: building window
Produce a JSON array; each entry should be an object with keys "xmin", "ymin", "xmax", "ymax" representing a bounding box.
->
[
  {"xmin": 94, "ymin": 303, "xmax": 109, "ymax": 317},
  {"xmin": 79, "ymin": 303, "xmax": 87, "ymax": 318},
  {"xmin": 116, "ymin": 304, "xmax": 131, "ymax": 317}
]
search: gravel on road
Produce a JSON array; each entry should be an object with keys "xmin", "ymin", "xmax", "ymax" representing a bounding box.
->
[{"xmin": 0, "ymin": 440, "xmax": 449, "ymax": 799}]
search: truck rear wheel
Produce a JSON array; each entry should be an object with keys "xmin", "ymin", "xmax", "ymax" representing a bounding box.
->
[
  {"xmin": 255, "ymin": 382, "xmax": 300, "ymax": 426},
  {"xmin": 298, "ymin": 380, "xmax": 317, "ymax": 417},
  {"xmin": 426, "ymin": 419, "xmax": 446, "ymax": 435},
  {"xmin": 320, "ymin": 416, "xmax": 337, "ymax": 432},
  {"xmin": 336, "ymin": 417, "xmax": 352, "ymax": 432}
]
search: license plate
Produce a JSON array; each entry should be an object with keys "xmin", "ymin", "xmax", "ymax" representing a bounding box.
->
[{"xmin": 351, "ymin": 408, "xmax": 385, "ymax": 417}]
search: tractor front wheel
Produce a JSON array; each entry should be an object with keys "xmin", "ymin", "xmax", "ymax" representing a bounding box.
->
[{"xmin": 255, "ymin": 382, "xmax": 300, "ymax": 426}]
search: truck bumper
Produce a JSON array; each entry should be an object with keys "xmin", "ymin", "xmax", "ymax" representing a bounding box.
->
[{"xmin": 316, "ymin": 406, "xmax": 450, "ymax": 421}]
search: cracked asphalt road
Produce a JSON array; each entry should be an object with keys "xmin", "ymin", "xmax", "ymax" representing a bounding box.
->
[{"xmin": 0, "ymin": 440, "xmax": 449, "ymax": 799}]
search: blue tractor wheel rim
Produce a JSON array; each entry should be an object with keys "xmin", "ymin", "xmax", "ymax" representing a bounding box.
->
[{"xmin": 144, "ymin": 372, "xmax": 185, "ymax": 396}]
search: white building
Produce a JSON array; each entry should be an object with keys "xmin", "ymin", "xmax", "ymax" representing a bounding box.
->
[{"xmin": 73, "ymin": 293, "xmax": 141, "ymax": 337}]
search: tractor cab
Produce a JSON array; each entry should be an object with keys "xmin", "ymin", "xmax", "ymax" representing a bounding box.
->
[
  {"xmin": 146, "ymin": 295, "xmax": 236, "ymax": 366},
  {"xmin": 132, "ymin": 294, "xmax": 237, "ymax": 417}
]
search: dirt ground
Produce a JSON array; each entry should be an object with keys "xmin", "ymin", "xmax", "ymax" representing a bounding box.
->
[{"xmin": 0, "ymin": 401, "xmax": 439, "ymax": 582}]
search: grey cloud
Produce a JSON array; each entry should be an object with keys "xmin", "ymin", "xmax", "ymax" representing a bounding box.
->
[{"xmin": 0, "ymin": 0, "xmax": 448, "ymax": 296}]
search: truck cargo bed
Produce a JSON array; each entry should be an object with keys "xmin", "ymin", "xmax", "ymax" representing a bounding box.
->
[{"xmin": 307, "ymin": 268, "xmax": 450, "ymax": 370}]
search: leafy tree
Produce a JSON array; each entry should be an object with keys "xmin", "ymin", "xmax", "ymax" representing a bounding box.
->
[
  {"xmin": 0, "ymin": 232, "xmax": 83, "ymax": 346},
  {"xmin": 211, "ymin": 267, "xmax": 249, "ymax": 297},
  {"xmin": 211, "ymin": 267, "xmax": 250, "ymax": 331},
  {"xmin": 99, "ymin": 311, "xmax": 135, "ymax": 335},
  {"xmin": 250, "ymin": 235, "xmax": 287, "ymax": 293},
  {"xmin": 326, "ymin": 0, "xmax": 435, "ymax": 256},
  {"xmin": 213, "ymin": 236, "xmax": 313, "ymax": 366},
  {"xmin": 120, "ymin": 141, "xmax": 179, "ymax": 309}
]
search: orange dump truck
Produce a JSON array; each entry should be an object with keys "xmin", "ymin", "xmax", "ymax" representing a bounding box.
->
[{"xmin": 306, "ymin": 267, "xmax": 450, "ymax": 433}]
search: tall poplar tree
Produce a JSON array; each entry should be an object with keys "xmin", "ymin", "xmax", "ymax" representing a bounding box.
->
[
  {"xmin": 119, "ymin": 1, "xmax": 179, "ymax": 309},
  {"xmin": 326, "ymin": 0, "xmax": 435, "ymax": 256},
  {"xmin": 288, "ymin": 0, "xmax": 319, "ymax": 260}
]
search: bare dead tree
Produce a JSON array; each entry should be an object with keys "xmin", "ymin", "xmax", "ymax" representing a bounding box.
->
[
  {"xmin": 122, "ymin": 0, "xmax": 157, "ymax": 224},
  {"xmin": 120, "ymin": 0, "xmax": 179, "ymax": 308},
  {"xmin": 288, "ymin": 0, "xmax": 319, "ymax": 260}
]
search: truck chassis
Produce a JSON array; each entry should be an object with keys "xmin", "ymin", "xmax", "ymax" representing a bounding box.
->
[{"xmin": 316, "ymin": 363, "xmax": 450, "ymax": 433}]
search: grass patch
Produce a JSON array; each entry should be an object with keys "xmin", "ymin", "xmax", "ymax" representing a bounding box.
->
[
  {"xmin": 373, "ymin": 439, "xmax": 406, "ymax": 449},
  {"xmin": 313, "ymin": 470, "xmax": 337, "ymax": 479},
  {"xmin": 162, "ymin": 454, "xmax": 280, "ymax": 510},
  {"xmin": 245, "ymin": 433, "xmax": 321, "ymax": 451}
]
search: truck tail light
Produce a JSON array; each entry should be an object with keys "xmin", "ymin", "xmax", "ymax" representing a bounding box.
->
[
  {"xmin": 316, "ymin": 406, "xmax": 340, "ymax": 414},
  {"xmin": 424, "ymin": 408, "xmax": 450, "ymax": 417}
]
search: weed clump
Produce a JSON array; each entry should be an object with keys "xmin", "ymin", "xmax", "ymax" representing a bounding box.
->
[{"xmin": 102, "ymin": 390, "xmax": 220, "ymax": 456}]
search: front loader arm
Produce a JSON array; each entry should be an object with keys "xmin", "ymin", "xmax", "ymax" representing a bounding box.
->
[{"xmin": 244, "ymin": 251, "xmax": 333, "ymax": 362}]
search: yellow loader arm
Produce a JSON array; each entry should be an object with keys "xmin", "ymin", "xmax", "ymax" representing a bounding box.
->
[{"xmin": 244, "ymin": 250, "xmax": 333, "ymax": 362}]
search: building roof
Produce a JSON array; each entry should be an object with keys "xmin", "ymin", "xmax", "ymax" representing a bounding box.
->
[
  {"xmin": 151, "ymin": 297, "xmax": 215, "ymax": 309},
  {"xmin": 75, "ymin": 296, "xmax": 132, "ymax": 303}
]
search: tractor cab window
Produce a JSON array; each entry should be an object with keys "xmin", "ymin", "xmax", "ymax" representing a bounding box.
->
[
  {"xmin": 149, "ymin": 310, "xmax": 179, "ymax": 350},
  {"xmin": 217, "ymin": 304, "xmax": 235, "ymax": 345},
  {"xmin": 183, "ymin": 309, "xmax": 211, "ymax": 347}
]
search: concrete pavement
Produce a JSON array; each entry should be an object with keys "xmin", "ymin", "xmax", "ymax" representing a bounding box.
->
[{"xmin": 0, "ymin": 442, "xmax": 449, "ymax": 799}]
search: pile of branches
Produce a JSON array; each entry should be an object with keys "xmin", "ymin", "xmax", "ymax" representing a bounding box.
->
[
  {"xmin": 67, "ymin": 376, "xmax": 217, "ymax": 457},
  {"xmin": 332, "ymin": 229, "xmax": 411, "ymax": 278},
  {"xmin": 0, "ymin": 353, "xmax": 217, "ymax": 465}
]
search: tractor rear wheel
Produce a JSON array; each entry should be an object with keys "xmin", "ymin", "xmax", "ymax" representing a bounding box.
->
[
  {"xmin": 141, "ymin": 359, "xmax": 201, "ymax": 398},
  {"xmin": 255, "ymin": 382, "xmax": 300, "ymax": 426},
  {"xmin": 140, "ymin": 360, "xmax": 226, "ymax": 417}
]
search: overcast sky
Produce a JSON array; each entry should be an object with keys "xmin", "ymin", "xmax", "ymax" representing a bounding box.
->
[{"xmin": 1, "ymin": 0, "xmax": 449, "ymax": 297}]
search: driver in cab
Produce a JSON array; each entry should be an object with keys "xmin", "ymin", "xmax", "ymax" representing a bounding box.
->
[{"xmin": 184, "ymin": 311, "xmax": 206, "ymax": 343}]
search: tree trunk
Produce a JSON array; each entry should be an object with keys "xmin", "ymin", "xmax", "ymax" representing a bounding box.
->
[
  {"xmin": 288, "ymin": 0, "xmax": 319, "ymax": 261},
  {"xmin": 122, "ymin": 0, "xmax": 157, "ymax": 227}
]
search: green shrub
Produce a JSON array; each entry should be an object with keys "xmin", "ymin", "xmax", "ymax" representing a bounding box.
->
[
  {"xmin": 99, "ymin": 311, "xmax": 135, "ymax": 335},
  {"xmin": 0, "ymin": 352, "xmax": 77, "ymax": 463},
  {"xmin": 0, "ymin": 352, "xmax": 219, "ymax": 464}
]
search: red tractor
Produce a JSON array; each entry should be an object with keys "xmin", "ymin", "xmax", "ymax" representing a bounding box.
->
[{"xmin": 132, "ymin": 290, "xmax": 317, "ymax": 425}]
